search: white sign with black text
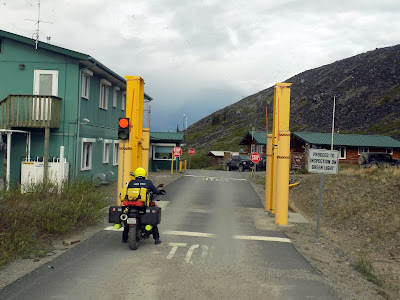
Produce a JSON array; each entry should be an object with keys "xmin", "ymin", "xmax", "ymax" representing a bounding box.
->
[{"xmin": 308, "ymin": 149, "xmax": 339, "ymax": 175}]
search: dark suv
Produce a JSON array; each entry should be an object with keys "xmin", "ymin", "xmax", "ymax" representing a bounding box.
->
[
  {"xmin": 358, "ymin": 152, "xmax": 400, "ymax": 168},
  {"xmin": 226, "ymin": 155, "xmax": 254, "ymax": 172}
]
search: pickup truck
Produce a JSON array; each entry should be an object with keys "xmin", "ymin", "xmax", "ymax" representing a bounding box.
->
[{"xmin": 226, "ymin": 155, "xmax": 254, "ymax": 172}]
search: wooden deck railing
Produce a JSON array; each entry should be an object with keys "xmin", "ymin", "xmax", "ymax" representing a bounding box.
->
[{"xmin": 0, "ymin": 95, "xmax": 61, "ymax": 129}]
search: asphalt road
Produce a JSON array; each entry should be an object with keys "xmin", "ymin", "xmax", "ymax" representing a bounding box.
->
[{"xmin": 0, "ymin": 170, "xmax": 336, "ymax": 300}]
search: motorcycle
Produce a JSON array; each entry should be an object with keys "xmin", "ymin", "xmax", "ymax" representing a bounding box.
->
[{"xmin": 109, "ymin": 174, "xmax": 165, "ymax": 250}]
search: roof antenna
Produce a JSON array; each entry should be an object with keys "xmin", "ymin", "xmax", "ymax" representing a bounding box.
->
[{"xmin": 25, "ymin": 0, "xmax": 52, "ymax": 49}]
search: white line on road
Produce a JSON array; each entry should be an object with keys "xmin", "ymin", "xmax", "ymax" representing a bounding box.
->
[
  {"xmin": 233, "ymin": 235, "xmax": 291, "ymax": 243},
  {"xmin": 104, "ymin": 226, "xmax": 124, "ymax": 231},
  {"xmin": 162, "ymin": 230, "xmax": 291, "ymax": 243},
  {"xmin": 163, "ymin": 231, "xmax": 214, "ymax": 238},
  {"xmin": 184, "ymin": 174, "xmax": 247, "ymax": 181}
]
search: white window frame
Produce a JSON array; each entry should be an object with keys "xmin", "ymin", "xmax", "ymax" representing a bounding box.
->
[
  {"xmin": 250, "ymin": 144, "xmax": 256, "ymax": 153},
  {"xmin": 103, "ymin": 139, "xmax": 112, "ymax": 164},
  {"xmin": 256, "ymin": 145, "xmax": 264, "ymax": 154},
  {"xmin": 113, "ymin": 140, "xmax": 119, "ymax": 166},
  {"xmin": 386, "ymin": 148, "xmax": 393, "ymax": 155},
  {"xmin": 335, "ymin": 146, "xmax": 346, "ymax": 159},
  {"xmin": 81, "ymin": 69, "xmax": 93, "ymax": 100},
  {"xmin": 33, "ymin": 70, "xmax": 59, "ymax": 96},
  {"xmin": 113, "ymin": 87, "xmax": 120, "ymax": 108},
  {"xmin": 122, "ymin": 91, "xmax": 126, "ymax": 111},
  {"xmin": 152, "ymin": 143, "xmax": 175, "ymax": 161},
  {"xmin": 81, "ymin": 138, "xmax": 96, "ymax": 171},
  {"xmin": 99, "ymin": 79, "xmax": 111, "ymax": 110},
  {"xmin": 358, "ymin": 147, "xmax": 369, "ymax": 155}
]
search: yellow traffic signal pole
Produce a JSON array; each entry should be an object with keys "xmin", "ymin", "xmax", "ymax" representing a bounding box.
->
[{"xmin": 117, "ymin": 76, "xmax": 145, "ymax": 205}]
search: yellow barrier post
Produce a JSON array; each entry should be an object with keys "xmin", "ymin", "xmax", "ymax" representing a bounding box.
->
[
  {"xmin": 265, "ymin": 134, "xmax": 273, "ymax": 211},
  {"xmin": 273, "ymin": 83, "xmax": 292, "ymax": 225},
  {"xmin": 141, "ymin": 128, "xmax": 150, "ymax": 173},
  {"xmin": 171, "ymin": 156, "xmax": 174, "ymax": 174},
  {"xmin": 179, "ymin": 161, "xmax": 182, "ymax": 173},
  {"xmin": 276, "ymin": 131, "xmax": 291, "ymax": 225},
  {"xmin": 184, "ymin": 160, "xmax": 187, "ymax": 170}
]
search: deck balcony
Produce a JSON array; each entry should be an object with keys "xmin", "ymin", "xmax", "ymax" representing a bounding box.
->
[{"xmin": 0, "ymin": 94, "xmax": 61, "ymax": 129}]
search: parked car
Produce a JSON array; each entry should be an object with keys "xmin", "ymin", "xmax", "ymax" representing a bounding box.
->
[
  {"xmin": 358, "ymin": 152, "xmax": 400, "ymax": 168},
  {"xmin": 226, "ymin": 155, "xmax": 254, "ymax": 172}
]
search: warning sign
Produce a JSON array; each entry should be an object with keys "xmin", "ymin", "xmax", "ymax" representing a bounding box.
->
[{"xmin": 308, "ymin": 149, "xmax": 339, "ymax": 174}]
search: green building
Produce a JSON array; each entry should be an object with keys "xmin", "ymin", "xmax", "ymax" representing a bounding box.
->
[{"xmin": 0, "ymin": 29, "xmax": 152, "ymax": 187}]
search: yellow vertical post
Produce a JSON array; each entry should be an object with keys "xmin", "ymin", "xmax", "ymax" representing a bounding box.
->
[
  {"xmin": 275, "ymin": 131, "xmax": 291, "ymax": 225},
  {"xmin": 141, "ymin": 128, "xmax": 150, "ymax": 173},
  {"xmin": 117, "ymin": 76, "xmax": 145, "ymax": 205},
  {"xmin": 184, "ymin": 160, "xmax": 187, "ymax": 170},
  {"xmin": 265, "ymin": 134, "xmax": 273, "ymax": 211},
  {"xmin": 272, "ymin": 83, "xmax": 292, "ymax": 225},
  {"xmin": 179, "ymin": 161, "xmax": 182, "ymax": 173},
  {"xmin": 171, "ymin": 156, "xmax": 174, "ymax": 174}
]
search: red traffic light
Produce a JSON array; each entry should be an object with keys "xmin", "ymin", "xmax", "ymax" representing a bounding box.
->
[
  {"xmin": 119, "ymin": 118, "xmax": 129, "ymax": 128},
  {"xmin": 118, "ymin": 118, "xmax": 130, "ymax": 140}
]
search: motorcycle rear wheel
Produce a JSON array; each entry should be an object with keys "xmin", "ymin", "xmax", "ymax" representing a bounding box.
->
[{"xmin": 128, "ymin": 225, "xmax": 138, "ymax": 250}]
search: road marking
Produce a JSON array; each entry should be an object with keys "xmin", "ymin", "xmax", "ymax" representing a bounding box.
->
[
  {"xmin": 233, "ymin": 235, "xmax": 291, "ymax": 243},
  {"xmin": 184, "ymin": 174, "xmax": 247, "ymax": 181},
  {"xmin": 104, "ymin": 226, "xmax": 124, "ymax": 231},
  {"xmin": 163, "ymin": 231, "xmax": 214, "ymax": 238},
  {"xmin": 167, "ymin": 242, "xmax": 187, "ymax": 259},
  {"xmin": 185, "ymin": 244, "xmax": 199, "ymax": 264},
  {"xmin": 163, "ymin": 230, "xmax": 291, "ymax": 243}
]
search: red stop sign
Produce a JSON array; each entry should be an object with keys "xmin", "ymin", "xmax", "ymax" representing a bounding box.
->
[
  {"xmin": 188, "ymin": 148, "xmax": 195, "ymax": 156},
  {"xmin": 172, "ymin": 147, "xmax": 182, "ymax": 157},
  {"xmin": 250, "ymin": 152, "xmax": 261, "ymax": 163}
]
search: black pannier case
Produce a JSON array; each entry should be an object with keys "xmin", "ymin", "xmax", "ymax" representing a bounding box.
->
[
  {"xmin": 141, "ymin": 207, "xmax": 162, "ymax": 225},
  {"xmin": 109, "ymin": 206, "xmax": 123, "ymax": 223}
]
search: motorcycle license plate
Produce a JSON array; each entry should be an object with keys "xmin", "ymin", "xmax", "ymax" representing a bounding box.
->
[{"xmin": 127, "ymin": 218, "xmax": 137, "ymax": 224}]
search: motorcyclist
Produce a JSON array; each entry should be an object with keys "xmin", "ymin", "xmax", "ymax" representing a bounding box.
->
[{"xmin": 122, "ymin": 167, "xmax": 165, "ymax": 245}]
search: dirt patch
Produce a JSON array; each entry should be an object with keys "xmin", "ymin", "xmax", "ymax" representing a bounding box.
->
[
  {"xmin": 0, "ymin": 171, "xmax": 182, "ymax": 290},
  {"xmin": 247, "ymin": 170, "xmax": 399, "ymax": 300}
]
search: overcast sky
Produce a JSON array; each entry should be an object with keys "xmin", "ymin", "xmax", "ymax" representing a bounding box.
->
[{"xmin": 2, "ymin": 0, "xmax": 400, "ymax": 131}]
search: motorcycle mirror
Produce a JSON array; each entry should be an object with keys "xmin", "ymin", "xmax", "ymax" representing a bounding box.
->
[{"xmin": 129, "ymin": 172, "xmax": 134, "ymax": 176}]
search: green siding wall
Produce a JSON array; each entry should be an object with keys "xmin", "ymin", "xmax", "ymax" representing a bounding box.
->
[{"xmin": 1, "ymin": 36, "xmax": 125, "ymax": 184}]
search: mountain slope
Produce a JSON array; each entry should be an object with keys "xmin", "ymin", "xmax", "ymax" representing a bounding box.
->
[{"xmin": 185, "ymin": 45, "xmax": 400, "ymax": 151}]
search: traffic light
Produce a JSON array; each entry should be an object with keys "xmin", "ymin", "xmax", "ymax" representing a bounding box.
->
[{"xmin": 118, "ymin": 118, "xmax": 130, "ymax": 140}]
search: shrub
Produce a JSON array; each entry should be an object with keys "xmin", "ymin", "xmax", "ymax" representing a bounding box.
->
[{"xmin": 0, "ymin": 179, "xmax": 107, "ymax": 268}]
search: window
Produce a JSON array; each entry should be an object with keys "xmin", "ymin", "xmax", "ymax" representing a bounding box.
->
[
  {"xmin": 250, "ymin": 144, "xmax": 255, "ymax": 153},
  {"xmin": 33, "ymin": 70, "xmax": 58, "ymax": 96},
  {"xmin": 81, "ymin": 69, "xmax": 93, "ymax": 99},
  {"xmin": 81, "ymin": 138, "xmax": 96, "ymax": 170},
  {"xmin": 358, "ymin": 147, "xmax": 369, "ymax": 155},
  {"xmin": 257, "ymin": 145, "xmax": 264, "ymax": 154},
  {"xmin": 386, "ymin": 148, "xmax": 393, "ymax": 155},
  {"xmin": 121, "ymin": 91, "xmax": 126, "ymax": 111},
  {"xmin": 113, "ymin": 87, "xmax": 120, "ymax": 108},
  {"xmin": 113, "ymin": 140, "xmax": 119, "ymax": 166},
  {"xmin": 153, "ymin": 144, "xmax": 174, "ymax": 160},
  {"xmin": 99, "ymin": 79, "xmax": 111, "ymax": 110},
  {"xmin": 335, "ymin": 146, "xmax": 346, "ymax": 159},
  {"xmin": 103, "ymin": 139, "xmax": 112, "ymax": 163}
]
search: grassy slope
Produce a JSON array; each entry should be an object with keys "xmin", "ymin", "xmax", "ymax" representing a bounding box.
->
[{"xmin": 288, "ymin": 167, "xmax": 400, "ymax": 298}]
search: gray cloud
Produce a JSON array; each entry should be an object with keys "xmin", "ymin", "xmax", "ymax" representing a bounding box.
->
[{"xmin": 1, "ymin": 0, "xmax": 400, "ymax": 131}]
